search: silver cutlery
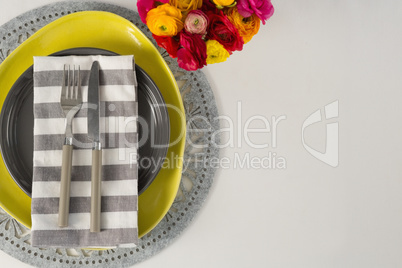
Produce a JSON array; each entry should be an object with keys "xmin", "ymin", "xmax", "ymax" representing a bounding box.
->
[
  {"xmin": 58, "ymin": 65, "xmax": 82, "ymax": 228},
  {"xmin": 87, "ymin": 61, "xmax": 102, "ymax": 232}
]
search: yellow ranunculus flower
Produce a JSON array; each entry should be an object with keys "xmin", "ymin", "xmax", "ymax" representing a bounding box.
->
[
  {"xmin": 170, "ymin": 0, "xmax": 203, "ymax": 12},
  {"xmin": 206, "ymin": 40, "xmax": 230, "ymax": 64},
  {"xmin": 212, "ymin": 0, "xmax": 236, "ymax": 9},
  {"xmin": 146, "ymin": 4, "xmax": 184, "ymax": 36},
  {"xmin": 227, "ymin": 7, "xmax": 260, "ymax": 43}
]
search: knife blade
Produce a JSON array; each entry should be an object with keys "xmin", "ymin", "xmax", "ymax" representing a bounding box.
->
[
  {"xmin": 87, "ymin": 61, "xmax": 100, "ymax": 144},
  {"xmin": 87, "ymin": 61, "xmax": 102, "ymax": 233}
]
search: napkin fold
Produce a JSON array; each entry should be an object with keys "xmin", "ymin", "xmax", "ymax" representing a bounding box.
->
[{"xmin": 31, "ymin": 55, "xmax": 138, "ymax": 248}]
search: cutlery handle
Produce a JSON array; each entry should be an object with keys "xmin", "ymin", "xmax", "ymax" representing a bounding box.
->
[
  {"xmin": 90, "ymin": 148, "xmax": 102, "ymax": 232},
  {"xmin": 58, "ymin": 144, "xmax": 73, "ymax": 227}
]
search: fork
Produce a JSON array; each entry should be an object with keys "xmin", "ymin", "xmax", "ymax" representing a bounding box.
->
[{"xmin": 58, "ymin": 65, "xmax": 82, "ymax": 228}]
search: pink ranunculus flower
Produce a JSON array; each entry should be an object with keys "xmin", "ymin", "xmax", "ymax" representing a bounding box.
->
[
  {"xmin": 184, "ymin": 10, "xmax": 209, "ymax": 35},
  {"xmin": 137, "ymin": 0, "xmax": 169, "ymax": 23},
  {"xmin": 237, "ymin": 0, "xmax": 274, "ymax": 25}
]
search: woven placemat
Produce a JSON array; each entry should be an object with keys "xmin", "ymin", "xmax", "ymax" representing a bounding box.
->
[{"xmin": 0, "ymin": 1, "xmax": 220, "ymax": 267}]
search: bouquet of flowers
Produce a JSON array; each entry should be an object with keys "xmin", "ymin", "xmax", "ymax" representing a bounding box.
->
[{"xmin": 137, "ymin": 0, "xmax": 274, "ymax": 71}]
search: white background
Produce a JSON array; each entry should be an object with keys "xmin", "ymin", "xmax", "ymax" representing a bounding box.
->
[{"xmin": 1, "ymin": 0, "xmax": 402, "ymax": 267}]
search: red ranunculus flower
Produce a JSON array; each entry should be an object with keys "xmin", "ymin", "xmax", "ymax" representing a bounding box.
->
[
  {"xmin": 206, "ymin": 10, "xmax": 244, "ymax": 53},
  {"xmin": 201, "ymin": 0, "xmax": 219, "ymax": 14},
  {"xmin": 177, "ymin": 31, "xmax": 207, "ymax": 71},
  {"xmin": 137, "ymin": 0, "xmax": 169, "ymax": 23},
  {"xmin": 152, "ymin": 34, "xmax": 180, "ymax": 58}
]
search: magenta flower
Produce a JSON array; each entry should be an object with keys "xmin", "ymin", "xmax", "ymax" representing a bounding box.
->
[
  {"xmin": 237, "ymin": 0, "xmax": 274, "ymax": 25},
  {"xmin": 137, "ymin": 0, "xmax": 169, "ymax": 23},
  {"xmin": 177, "ymin": 31, "xmax": 207, "ymax": 71},
  {"xmin": 184, "ymin": 10, "xmax": 209, "ymax": 35}
]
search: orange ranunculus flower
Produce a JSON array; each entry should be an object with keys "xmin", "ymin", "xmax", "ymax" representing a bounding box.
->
[
  {"xmin": 170, "ymin": 0, "xmax": 202, "ymax": 13},
  {"xmin": 146, "ymin": 4, "xmax": 184, "ymax": 36},
  {"xmin": 227, "ymin": 7, "xmax": 260, "ymax": 43}
]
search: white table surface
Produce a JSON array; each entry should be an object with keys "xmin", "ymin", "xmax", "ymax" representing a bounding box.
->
[{"xmin": 1, "ymin": 0, "xmax": 402, "ymax": 267}]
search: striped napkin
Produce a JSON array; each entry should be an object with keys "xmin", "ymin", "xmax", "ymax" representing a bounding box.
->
[{"xmin": 31, "ymin": 55, "xmax": 138, "ymax": 248}]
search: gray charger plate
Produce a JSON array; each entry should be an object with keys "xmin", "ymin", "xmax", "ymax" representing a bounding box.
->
[{"xmin": 0, "ymin": 47, "xmax": 170, "ymax": 196}]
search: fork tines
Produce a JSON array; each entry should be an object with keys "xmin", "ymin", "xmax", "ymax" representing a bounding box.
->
[{"xmin": 61, "ymin": 65, "xmax": 81, "ymax": 101}]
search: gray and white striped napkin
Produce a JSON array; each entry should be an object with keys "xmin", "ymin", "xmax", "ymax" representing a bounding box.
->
[{"xmin": 31, "ymin": 55, "xmax": 138, "ymax": 248}]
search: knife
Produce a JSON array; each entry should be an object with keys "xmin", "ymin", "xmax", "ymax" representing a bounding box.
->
[{"xmin": 87, "ymin": 61, "xmax": 102, "ymax": 233}]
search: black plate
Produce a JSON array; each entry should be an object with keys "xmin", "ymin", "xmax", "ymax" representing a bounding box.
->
[{"xmin": 0, "ymin": 48, "xmax": 170, "ymax": 196}]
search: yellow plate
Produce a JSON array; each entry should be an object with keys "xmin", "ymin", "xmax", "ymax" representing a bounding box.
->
[{"xmin": 0, "ymin": 11, "xmax": 186, "ymax": 238}]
